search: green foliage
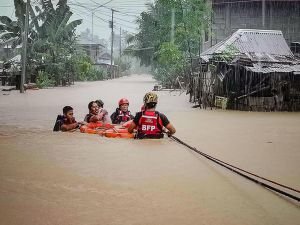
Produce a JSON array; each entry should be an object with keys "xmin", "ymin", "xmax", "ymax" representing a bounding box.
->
[
  {"xmin": 154, "ymin": 42, "xmax": 184, "ymax": 87},
  {"xmin": 1, "ymin": 0, "xmax": 82, "ymax": 86},
  {"xmin": 125, "ymin": 0, "xmax": 211, "ymax": 85},
  {"xmin": 36, "ymin": 70, "xmax": 55, "ymax": 88},
  {"xmin": 32, "ymin": 0, "xmax": 82, "ymax": 85},
  {"xmin": 214, "ymin": 45, "xmax": 239, "ymax": 62},
  {"xmin": 86, "ymin": 68, "xmax": 107, "ymax": 81},
  {"xmin": 157, "ymin": 42, "xmax": 184, "ymax": 67},
  {"xmin": 69, "ymin": 52, "xmax": 91, "ymax": 81},
  {"xmin": 0, "ymin": 16, "xmax": 22, "ymax": 48},
  {"xmin": 76, "ymin": 67, "xmax": 107, "ymax": 81},
  {"xmin": 66, "ymin": 51, "xmax": 107, "ymax": 81},
  {"xmin": 80, "ymin": 61, "xmax": 92, "ymax": 74}
]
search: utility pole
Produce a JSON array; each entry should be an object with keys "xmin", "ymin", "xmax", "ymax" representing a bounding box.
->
[
  {"xmin": 92, "ymin": 12, "xmax": 94, "ymax": 42},
  {"xmin": 90, "ymin": 1, "xmax": 111, "ymax": 62},
  {"xmin": 171, "ymin": 8, "xmax": 175, "ymax": 43},
  {"xmin": 119, "ymin": 27, "xmax": 122, "ymax": 59},
  {"xmin": 90, "ymin": 12, "xmax": 94, "ymax": 62},
  {"xmin": 20, "ymin": 0, "xmax": 30, "ymax": 93},
  {"xmin": 110, "ymin": 9, "xmax": 114, "ymax": 79},
  {"xmin": 262, "ymin": 0, "xmax": 266, "ymax": 28}
]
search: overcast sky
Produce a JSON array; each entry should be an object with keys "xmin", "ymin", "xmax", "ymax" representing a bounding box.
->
[{"xmin": 0, "ymin": 0, "xmax": 153, "ymax": 40}]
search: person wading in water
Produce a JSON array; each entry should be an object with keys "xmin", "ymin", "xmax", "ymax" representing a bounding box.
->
[
  {"xmin": 128, "ymin": 92, "xmax": 176, "ymax": 139},
  {"xmin": 110, "ymin": 98, "xmax": 134, "ymax": 124}
]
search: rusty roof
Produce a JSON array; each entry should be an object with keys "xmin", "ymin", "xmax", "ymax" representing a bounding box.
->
[
  {"xmin": 201, "ymin": 29, "xmax": 295, "ymax": 63},
  {"xmin": 245, "ymin": 63, "xmax": 300, "ymax": 73}
]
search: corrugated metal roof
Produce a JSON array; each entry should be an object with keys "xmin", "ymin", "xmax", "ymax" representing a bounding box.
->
[
  {"xmin": 77, "ymin": 37, "xmax": 105, "ymax": 47},
  {"xmin": 245, "ymin": 63, "xmax": 300, "ymax": 73},
  {"xmin": 0, "ymin": 37, "xmax": 17, "ymax": 47},
  {"xmin": 3, "ymin": 44, "xmax": 22, "ymax": 49},
  {"xmin": 201, "ymin": 29, "xmax": 294, "ymax": 62}
]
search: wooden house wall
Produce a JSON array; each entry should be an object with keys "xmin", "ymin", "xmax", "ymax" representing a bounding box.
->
[{"xmin": 189, "ymin": 62, "xmax": 300, "ymax": 111}]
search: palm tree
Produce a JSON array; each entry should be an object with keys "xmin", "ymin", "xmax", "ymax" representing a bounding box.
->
[
  {"xmin": 32, "ymin": 0, "xmax": 82, "ymax": 85},
  {"xmin": 1, "ymin": 0, "xmax": 82, "ymax": 86},
  {"xmin": 0, "ymin": 16, "xmax": 22, "ymax": 48}
]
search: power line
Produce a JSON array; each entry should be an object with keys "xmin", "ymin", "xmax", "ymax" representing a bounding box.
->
[
  {"xmin": 92, "ymin": 11, "xmax": 137, "ymax": 30},
  {"xmin": 170, "ymin": 135, "xmax": 300, "ymax": 202},
  {"xmin": 72, "ymin": 8, "xmax": 108, "ymax": 27},
  {"xmin": 70, "ymin": 0, "xmax": 112, "ymax": 11},
  {"xmin": 71, "ymin": 7, "xmax": 109, "ymax": 23},
  {"xmin": 123, "ymin": 46, "xmax": 154, "ymax": 51},
  {"xmin": 93, "ymin": 13, "xmax": 110, "ymax": 23},
  {"xmin": 89, "ymin": 0, "xmax": 141, "ymax": 17},
  {"xmin": 96, "ymin": 10, "xmax": 136, "ymax": 24},
  {"xmin": 71, "ymin": 6, "xmax": 137, "ymax": 31},
  {"xmin": 106, "ymin": 6, "xmax": 140, "ymax": 17},
  {"xmin": 70, "ymin": 1, "xmax": 138, "ymax": 29},
  {"xmin": 92, "ymin": 0, "xmax": 114, "ymax": 11},
  {"xmin": 115, "ymin": 11, "xmax": 140, "ymax": 17},
  {"xmin": 113, "ymin": 5, "xmax": 148, "ymax": 8}
]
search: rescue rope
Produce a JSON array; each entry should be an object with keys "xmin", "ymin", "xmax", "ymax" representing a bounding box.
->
[{"xmin": 169, "ymin": 135, "xmax": 300, "ymax": 202}]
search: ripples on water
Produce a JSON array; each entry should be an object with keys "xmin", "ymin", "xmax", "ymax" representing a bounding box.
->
[{"xmin": 0, "ymin": 75, "xmax": 299, "ymax": 225}]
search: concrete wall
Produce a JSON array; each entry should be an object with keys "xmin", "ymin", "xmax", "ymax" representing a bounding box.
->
[{"xmin": 204, "ymin": 0, "xmax": 300, "ymax": 51}]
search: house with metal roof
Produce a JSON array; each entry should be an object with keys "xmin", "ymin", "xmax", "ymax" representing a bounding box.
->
[
  {"xmin": 204, "ymin": 0, "xmax": 300, "ymax": 54},
  {"xmin": 190, "ymin": 29, "xmax": 300, "ymax": 111},
  {"xmin": 76, "ymin": 38, "xmax": 106, "ymax": 64}
]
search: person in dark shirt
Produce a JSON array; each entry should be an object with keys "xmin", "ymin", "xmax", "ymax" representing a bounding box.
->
[
  {"xmin": 53, "ymin": 106, "xmax": 85, "ymax": 132},
  {"xmin": 128, "ymin": 92, "xmax": 176, "ymax": 139},
  {"xmin": 110, "ymin": 98, "xmax": 134, "ymax": 124}
]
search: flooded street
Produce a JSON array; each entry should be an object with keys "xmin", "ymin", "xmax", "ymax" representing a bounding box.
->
[{"xmin": 0, "ymin": 74, "xmax": 299, "ymax": 225}]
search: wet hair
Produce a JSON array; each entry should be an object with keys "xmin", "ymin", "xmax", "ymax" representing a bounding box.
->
[
  {"xmin": 95, "ymin": 99, "xmax": 104, "ymax": 108},
  {"xmin": 63, "ymin": 106, "xmax": 73, "ymax": 114},
  {"xmin": 145, "ymin": 102, "xmax": 157, "ymax": 109},
  {"xmin": 88, "ymin": 101, "xmax": 96, "ymax": 110}
]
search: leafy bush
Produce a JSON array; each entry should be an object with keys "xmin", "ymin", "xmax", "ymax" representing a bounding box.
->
[
  {"xmin": 86, "ymin": 68, "xmax": 107, "ymax": 81},
  {"xmin": 69, "ymin": 53, "xmax": 93, "ymax": 81},
  {"xmin": 154, "ymin": 42, "xmax": 184, "ymax": 87},
  {"xmin": 36, "ymin": 70, "xmax": 55, "ymax": 88}
]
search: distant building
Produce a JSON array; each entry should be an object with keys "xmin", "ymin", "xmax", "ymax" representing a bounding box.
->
[
  {"xmin": 0, "ymin": 38, "xmax": 21, "ymax": 62},
  {"xmin": 203, "ymin": 0, "xmax": 300, "ymax": 52},
  {"xmin": 77, "ymin": 38, "xmax": 106, "ymax": 64},
  {"xmin": 98, "ymin": 52, "xmax": 113, "ymax": 65},
  {"xmin": 191, "ymin": 29, "xmax": 300, "ymax": 111},
  {"xmin": 77, "ymin": 37, "xmax": 119, "ymax": 79},
  {"xmin": 95, "ymin": 52, "xmax": 119, "ymax": 79}
]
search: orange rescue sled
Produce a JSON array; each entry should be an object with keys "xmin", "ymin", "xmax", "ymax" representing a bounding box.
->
[{"xmin": 80, "ymin": 123, "xmax": 134, "ymax": 138}]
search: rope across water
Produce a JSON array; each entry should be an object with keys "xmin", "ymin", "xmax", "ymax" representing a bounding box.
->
[{"xmin": 169, "ymin": 135, "xmax": 300, "ymax": 202}]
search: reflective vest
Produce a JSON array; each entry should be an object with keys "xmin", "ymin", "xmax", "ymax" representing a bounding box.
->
[
  {"xmin": 116, "ymin": 110, "xmax": 132, "ymax": 123},
  {"xmin": 137, "ymin": 111, "xmax": 163, "ymax": 138}
]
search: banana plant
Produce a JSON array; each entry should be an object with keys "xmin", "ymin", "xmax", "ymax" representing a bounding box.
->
[{"xmin": 32, "ymin": 0, "xmax": 82, "ymax": 85}]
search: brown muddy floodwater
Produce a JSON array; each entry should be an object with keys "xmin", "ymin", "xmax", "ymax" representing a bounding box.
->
[{"xmin": 0, "ymin": 74, "xmax": 299, "ymax": 225}]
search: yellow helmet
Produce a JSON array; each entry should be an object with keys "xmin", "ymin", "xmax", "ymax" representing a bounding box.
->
[{"xmin": 143, "ymin": 92, "xmax": 158, "ymax": 104}]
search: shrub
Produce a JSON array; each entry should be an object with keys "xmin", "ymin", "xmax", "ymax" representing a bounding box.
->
[
  {"xmin": 86, "ymin": 68, "xmax": 106, "ymax": 81},
  {"xmin": 36, "ymin": 71, "xmax": 55, "ymax": 88}
]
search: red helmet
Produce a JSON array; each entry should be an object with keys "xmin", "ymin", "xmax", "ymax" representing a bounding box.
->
[{"xmin": 119, "ymin": 98, "xmax": 129, "ymax": 106}]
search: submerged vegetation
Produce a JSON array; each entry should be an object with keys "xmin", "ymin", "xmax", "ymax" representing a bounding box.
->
[
  {"xmin": 125, "ymin": 0, "xmax": 211, "ymax": 87},
  {"xmin": 0, "ymin": 0, "xmax": 111, "ymax": 88},
  {"xmin": 0, "ymin": 0, "xmax": 211, "ymax": 89}
]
